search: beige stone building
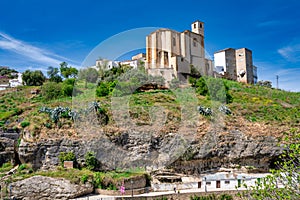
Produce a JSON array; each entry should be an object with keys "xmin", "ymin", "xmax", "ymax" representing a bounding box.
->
[
  {"xmin": 214, "ymin": 48, "xmax": 255, "ymax": 84},
  {"xmin": 145, "ymin": 20, "xmax": 213, "ymax": 84}
]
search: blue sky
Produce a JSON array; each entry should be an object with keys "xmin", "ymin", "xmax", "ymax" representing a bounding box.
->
[{"xmin": 0, "ymin": 0, "xmax": 300, "ymax": 91}]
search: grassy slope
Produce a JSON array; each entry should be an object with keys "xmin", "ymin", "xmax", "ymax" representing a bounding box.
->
[
  {"xmin": 0, "ymin": 79, "xmax": 299, "ymax": 137},
  {"xmin": 0, "ymin": 79, "xmax": 299, "ymax": 185}
]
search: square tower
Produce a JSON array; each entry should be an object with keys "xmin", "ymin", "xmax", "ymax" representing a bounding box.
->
[
  {"xmin": 236, "ymin": 48, "xmax": 254, "ymax": 84},
  {"xmin": 191, "ymin": 20, "xmax": 204, "ymax": 36}
]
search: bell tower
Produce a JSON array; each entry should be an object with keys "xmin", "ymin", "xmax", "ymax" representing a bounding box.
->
[{"xmin": 191, "ymin": 20, "xmax": 204, "ymax": 36}]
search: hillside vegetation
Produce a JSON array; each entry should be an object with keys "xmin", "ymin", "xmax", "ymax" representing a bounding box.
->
[{"xmin": 0, "ymin": 68, "xmax": 299, "ymax": 140}]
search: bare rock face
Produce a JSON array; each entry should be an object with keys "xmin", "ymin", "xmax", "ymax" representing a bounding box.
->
[
  {"xmin": 18, "ymin": 130, "xmax": 282, "ymax": 174},
  {"xmin": 0, "ymin": 132, "xmax": 19, "ymax": 166},
  {"xmin": 170, "ymin": 130, "xmax": 282, "ymax": 174},
  {"xmin": 11, "ymin": 175, "xmax": 93, "ymax": 200}
]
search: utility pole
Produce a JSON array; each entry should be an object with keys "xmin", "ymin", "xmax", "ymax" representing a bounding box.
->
[{"xmin": 276, "ymin": 75, "xmax": 279, "ymax": 89}]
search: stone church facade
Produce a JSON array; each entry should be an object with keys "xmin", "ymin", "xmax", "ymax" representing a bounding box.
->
[{"xmin": 145, "ymin": 20, "xmax": 213, "ymax": 85}]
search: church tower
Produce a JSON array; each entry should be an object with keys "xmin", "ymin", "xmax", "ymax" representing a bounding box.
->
[{"xmin": 191, "ymin": 20, "xmax": 204, "ymax": 36}]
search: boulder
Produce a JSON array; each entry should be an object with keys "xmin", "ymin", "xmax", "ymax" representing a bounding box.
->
[{"xmin": 11, "ymin": 175, "xmax": 93, "ymax": 200}]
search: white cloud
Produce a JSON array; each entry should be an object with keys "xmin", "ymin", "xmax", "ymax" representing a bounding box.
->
[
  {"xmin": 278, "ymin": 42, "xmax": 300, "ymax": 62},
  {"xmin": 0, "ymin": 32, "xmax": 80, "ymax": 68},
  {"xmin": 254, "ymin": 61, "xmax": 300, "ymax": 92}
]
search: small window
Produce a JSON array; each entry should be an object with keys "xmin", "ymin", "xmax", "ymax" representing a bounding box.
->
[
  {"xmin": 225, "ymin": 181, "xmax": 230, "ymax": 184},
  {"xmin": 173, "ymin": 37, "xmax": 176, "ymax": 46},
  {"xmin": 193, "ymin": 38, "xmax": 197, "ymax": 47},
  {"xmin": 200, "ymin": 23, "xmax": 202, "ymax": 28},
  {"xmin": 194, "ymin": 23, "xmax": 196, "ymax": 29},
  {"xmin": 181, "ymin": 58, "xmax": 184, "ymax": 62},
  {"xmin": 237, "ymin": 179, "xmax": 241, "ymax": 188},
  {"xmin": 206, "ymin": 181, "xmax": 211, "ymax": 185}
]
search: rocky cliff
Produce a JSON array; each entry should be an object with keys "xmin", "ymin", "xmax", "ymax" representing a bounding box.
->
[
  {"xmin": 170, "ymin": 130, "xmax": 281, "ymax": 174},
  {"xmin": 0, "ymin": 131, "xmax": 19, "ymax": 166},
  {"xmin": 17, "ymin": 126, "xmax": 282, "ymax": 174}
]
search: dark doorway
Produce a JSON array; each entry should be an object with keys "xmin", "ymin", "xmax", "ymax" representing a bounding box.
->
[
  {"xmin": 198, "ymin": 182, "xmax": 201, "ymax": 188},
  {"xmin": 216, "ymin": 180, "xmax": 221, "ymax": 188}
]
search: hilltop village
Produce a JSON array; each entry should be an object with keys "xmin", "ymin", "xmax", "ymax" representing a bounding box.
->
[
  {"xmin": 1, "ymin": 20, "xmax": 257, "ymax": 90},
  {"xmin": 95, "ymin": 20, "xmax": 257, "ymax": 87},
  {"xmin": 0, "ymin": 20, "xmax": 299, "ymax": 200}
]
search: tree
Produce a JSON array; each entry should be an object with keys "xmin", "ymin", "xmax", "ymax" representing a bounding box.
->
[
  {"xmin": 47, "ymin": 66, "xmax": 62, "ymax": 83},
  {"xmin": 96, "ymin": 82, "xmax": 110, "ymax": 97},
  {"xmin": 242, "ymin": 128, "xmax": 300, "ymax": 199},
  {"xmin": 78, "ymin": 67, "xmax": 99, "ymax": 88},
  {"xmin": 85, "ymin": 151, "xmax": 98, "ymax": 170},
  {"xmin": 0, "ymin": 67, "xmax": 18, "ymax": 78},
  {"xmin": 195, "ymin": 77, "xmax": 232, "ymax": 103},
  {"xmin": 41, "ymin": 82, "xmax": 62, "ymax": 100},
  {"xmin": 22, "ymin": 70, "xmax": 46, "ymax": 86},
  {"xmin": 60, "ymin": 62, "xmax": 78, "ymax": 79},
  {"xmin": 195, "ymin": 77, "xmax": 208, "ymax": 96},
  {"xmin": 257, "ymin": 80, "xmax": 272, "ymax": 88}
]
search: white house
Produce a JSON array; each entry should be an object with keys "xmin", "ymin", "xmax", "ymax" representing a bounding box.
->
[
  {"xmin": 96, "ymin": 59, "xmax": 120, "ymax": 70},
  {"xmin": 201, "ymin": 172, "xmax": 270, "ymax": 191},
  {"xmin": 0, "ymin": 84, "xmax": 9, "ymax": 91},
  {"xmin": 120, "ymin": 53, "xmax": 146, "ymax": 69},
  {"xmin": 152, "ymin": 172, "xmax": 271, "ymax": 192},
  {"xmin": 9, "ymin": 73, "xmax": 23, "ymax": 87}
]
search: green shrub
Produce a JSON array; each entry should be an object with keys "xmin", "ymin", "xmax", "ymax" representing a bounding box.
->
[
  {"xmin": 85, "ymin": 151, "xmax": 98, "ymax": 170},
  {"xmin": 59, "ymin": 152, "xmax": 76, "ymax": 167},
  {"xmin": 93, "ymin": 172, "xmax": 103, "ymax": 188},
  {"xmin": 1, "ymin": 162, "xmax": 12, "ymax": 168},
  {"xmin": 96, "ymin": 82, "xmax": 110, "ymax": 97},
  {"xmin": 63, "ymin": 78, "xmax": 76, "ymax": 86},
  {"xmin": 20, "ymin": 121, "xmax": 30, "ymax": 128},
  {"xmin": 220, "ymin": 194, "xmax": 233, "ymax": 200},
  {"xmin": 195, "ymin": 77, "xmax": 232, "ymax": 103},
  {"xmin": 81, "ymin": 174, "xmax": 89, "ymax": 184},
  {"xmin": 41, "ymin": 82, "xmax": 63, "ymax": 100},
  {"xmin": 96, "ymin": 81, "xmax": 117, "ymax": 97},
  {"xmin": 195, "ymin": 77, "xmax": 208, "ymax": 96},
  {"xmin": 107, "ymin": 183, "xmax": 117, "ymax": 190},
  {"xmin": 190, "ymin": 194, "xmax": 217, "ymax": 200},
  {"xmin": 18, "ymin": 163, "xmax": 27, "ymax": 171},
  {"xmin": 17, "ymin": 138, "xmax": 21, "ymax": 147},
  {"xmin": 62, "ymin": 84, "xmax": 74, "ymax": 97}
]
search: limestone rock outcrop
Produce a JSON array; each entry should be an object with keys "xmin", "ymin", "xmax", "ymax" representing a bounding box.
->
[
  {"xmin": 170, "ymin": 130, "xmax": 282, "ymax": 174},
  {"xmin": 11, "ymin": 175, "xmax": 93, "ymax": 200},
  {"xmin": 0, "ymin": 131, "xmax": 19, "ymax": 166},
  {"xmin": 18, "ymin": 130, "xmax": 282, "ymax": 174}
]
